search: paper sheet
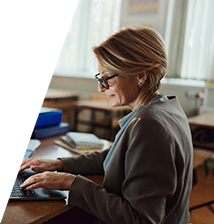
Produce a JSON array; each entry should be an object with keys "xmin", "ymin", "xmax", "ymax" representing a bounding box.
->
[{"xmin": 0, "ymin": 136, "xmax": 41, "ymax": 151}]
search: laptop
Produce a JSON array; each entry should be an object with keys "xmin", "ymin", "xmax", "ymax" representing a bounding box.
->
[{"xmin": 9, "ymin": 168, "xmax": 66, "ymax": 201}]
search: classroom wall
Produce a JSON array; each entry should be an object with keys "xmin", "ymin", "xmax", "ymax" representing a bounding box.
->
[{"xmin": 0, "ymin": 0, "xmax": 211, "ymax": 116}]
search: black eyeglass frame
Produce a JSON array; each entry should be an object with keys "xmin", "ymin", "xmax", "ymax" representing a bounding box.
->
[{"xmin": 95, "ymin": 73, "xmax": 118, "ymax": 89}]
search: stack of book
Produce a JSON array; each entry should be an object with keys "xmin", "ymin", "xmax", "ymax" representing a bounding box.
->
[
  {"xmin": 54, "ymin": 132, "xmax": 104, "ymax": 154},
  {"xmin": 0, "ymin": 105, "xmax": 69, "ymax": 139}
]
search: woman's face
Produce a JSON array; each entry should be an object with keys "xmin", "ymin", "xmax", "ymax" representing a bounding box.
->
[{"xmin": 97, "ymin": 63, "xmax": 142, "ymax": 110}]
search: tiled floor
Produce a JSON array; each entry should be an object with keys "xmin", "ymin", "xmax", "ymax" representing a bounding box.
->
[{"xmin": 189, "ymin": 165, "xmax": 214, "ymax": 224}]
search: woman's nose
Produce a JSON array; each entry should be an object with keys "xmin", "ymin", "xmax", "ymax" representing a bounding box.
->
[{"xmin": 98, "ymin": 82, "xmax": 106, "ymax": 92}]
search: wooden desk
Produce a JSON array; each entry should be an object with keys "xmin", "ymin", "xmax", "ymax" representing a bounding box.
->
[
  {"xmin": 189, "ymin": 112, "xmax": 214, "ymax": 211},
  {"xmin": 73, "ymin": 100, "xmax": 130, "ymax": 140},
  {"xmin": 193, "ymin": 148, "xmax": 214, "ymax": 186},
  {"xmin": 189, "ymin": 112, "xmax": 214, "ymax": 186},
  {"xmin": 188, "ymin": 111, "xmax": 214, "ymax": 151},
  {"xmin": 1, "ymin": 135, "xmax": 210, "ymax": 222},
  {"xmin": 188, "ymin": 111, "xmax": 214, "ymax": 128},
  {"xmin": 193, "ymin": 148, "xmax": 214, "ymax": 169},
  {"xmin": 1, "ymin": 136, "xmax": 110, "ymax": 224}
]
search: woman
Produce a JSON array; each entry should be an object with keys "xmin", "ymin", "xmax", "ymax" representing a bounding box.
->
[{"xmin": 20, "ymin": 27, "xmax": 193, "ymax": 224}]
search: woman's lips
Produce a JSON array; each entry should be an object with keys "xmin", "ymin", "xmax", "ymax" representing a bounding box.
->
[{"xmin": 107, "ymin": 94, "xmax": 115, "ymax": 99}]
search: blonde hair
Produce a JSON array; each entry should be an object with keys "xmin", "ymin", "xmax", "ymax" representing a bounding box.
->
[{"xmin": 93, "ymin": 27, "xmax": 167, "ymax": 92}]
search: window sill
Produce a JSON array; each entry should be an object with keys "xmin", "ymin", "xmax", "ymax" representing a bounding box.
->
[{"xmin": 162, "ymin": 78, "xmax": 206, "ymax": 88}]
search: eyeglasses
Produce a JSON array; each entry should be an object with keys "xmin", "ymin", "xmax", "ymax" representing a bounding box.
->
[{"xmin": 95, "ymin": 73, "xmax": 118, "ymax": 89}]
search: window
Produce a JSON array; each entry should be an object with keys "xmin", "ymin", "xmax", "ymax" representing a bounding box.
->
[
  {"xmin": 13, "ymin": 0, "xmax": 121, "ymax": 78},
  {"xmin": 166, "ymin": 0, "xmax": 214, "ymax": 82}
]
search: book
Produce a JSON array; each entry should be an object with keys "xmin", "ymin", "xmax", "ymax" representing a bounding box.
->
[
  {"xmin": 65, "ymin": 132, "xmax": 104, "ymax": 149},
  {"xmin": 54, "ymin": 139, "xmax": 102, "ymax": 154},
  {"xmin": 31, "ymin": 122, "xmax": 69, "ymax": 139},
  {"xmin": 54, "ymin": 140, "xmax": 82, "ymax": 155},
  {"xmin": 0, "ymin": 105, "xmax": 62, "ymax": 129},
  {"xmin": 60, "ymin": 136, "xmax": 76, "ymax": 148}
]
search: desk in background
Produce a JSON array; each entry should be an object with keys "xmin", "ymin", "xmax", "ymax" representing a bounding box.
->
[
  {"xmin": 188, "ymin": 111, "xmax": 214, "ymax": 128},
  {"xmin": 188, "ymin": 112, "xmax": 214, "ymax": 186},
  {"xmin": 188, "ymin": 111, "xmax": 214, "ymax": 150},
  {"xmin": 73, "ymin": 100, "xmax": 130, "ymax": 141},
  {"xmin": 1, "ymin": 136, "xmax": 111, "ymax": 224},
  {"xmin": 189, "ymin": 112, "xmax": 214, "ymax": 211},
  {"xmin": 192, "ymin": 148, "xmax": 214, "ymax": 186}
]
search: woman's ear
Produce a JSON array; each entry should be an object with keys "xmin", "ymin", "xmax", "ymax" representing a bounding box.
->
[{"xmin": 138, "ymin": 72, "xmax": 148, "ymax": 85}]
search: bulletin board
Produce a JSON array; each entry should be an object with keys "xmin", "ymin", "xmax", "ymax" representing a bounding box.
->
[
  {"xmin": 128, "ymin": 0, "xmax": 159, "ymax": 14},
  {"xmin": 120, "ymin": 0, "xmax": 169, "ymax": 38}
]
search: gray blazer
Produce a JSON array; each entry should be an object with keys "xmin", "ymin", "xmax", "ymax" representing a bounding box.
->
[{"xmin": 60, "ymin": 96, "xmax": 193, "ymax": 224}]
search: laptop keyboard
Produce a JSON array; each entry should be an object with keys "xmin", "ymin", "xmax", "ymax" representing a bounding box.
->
[{"xmin": 0, "ymin": 166, "xmax": 36, "ymax": 198}]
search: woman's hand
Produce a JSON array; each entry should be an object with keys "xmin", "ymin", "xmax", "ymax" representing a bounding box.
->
[
  {"xmin": 20, "ymin": 171, "xmax": 76, "ymax": 191},
  {"xmin": 19, "ymin": 158, "xmax": 63, "ymax": 173}
]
